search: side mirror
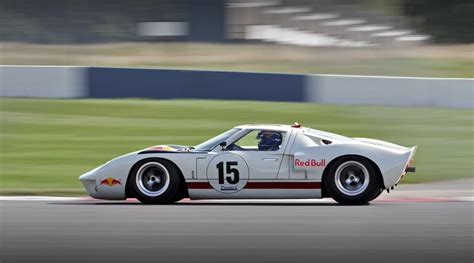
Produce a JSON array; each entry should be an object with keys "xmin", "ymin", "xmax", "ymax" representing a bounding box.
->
[{"xmin": 219, "ymin": 141, "xmax": 227, "ymax": 150}]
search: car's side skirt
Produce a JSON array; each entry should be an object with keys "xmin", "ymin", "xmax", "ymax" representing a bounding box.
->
[{"xmin": 187, "ymin": 181, "xmax": 322, "ymax": 199}]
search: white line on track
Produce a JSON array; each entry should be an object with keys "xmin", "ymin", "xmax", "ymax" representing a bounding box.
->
[
  {"xmin": 0, "ymin": 196, "xmax": 472, "ymax": 202},
  {"xmin": 0, "ymin": 196, "xmax": 86, "ymax": 201},
  {"xmin": 453, "ymin": 196, "xmax": 474, "ymax": 202}
]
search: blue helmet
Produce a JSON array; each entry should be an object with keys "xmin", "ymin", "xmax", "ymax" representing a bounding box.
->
[{"xmin": 257, "ymin": 131, "xmax": 282, "ymax": 151}]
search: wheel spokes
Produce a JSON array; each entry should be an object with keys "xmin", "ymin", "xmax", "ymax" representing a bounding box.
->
[{"xmin": 136, "ymin": 162, "xmax": 171, "ymax": 197}]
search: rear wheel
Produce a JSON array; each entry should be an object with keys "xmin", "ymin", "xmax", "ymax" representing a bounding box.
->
[
  {"xmin": 324, "ymin": 156, "xmax": 382, "ymax": 205},
  {"xmin": 128, "ymin": 159, "xmax": 181, "ymax": 204}
]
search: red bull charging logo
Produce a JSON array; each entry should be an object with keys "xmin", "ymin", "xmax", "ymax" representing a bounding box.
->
[{"xmin": 99, "ymin": 177, "xmax": 122, "ymax": 186}]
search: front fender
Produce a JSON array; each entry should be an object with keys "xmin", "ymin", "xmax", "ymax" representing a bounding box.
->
[
  {"xmin": 79, "ymin": 150, "xmax": 208, "ymax": 200},
  {"xmin": 79, "ymin": 152, "xmax": 143, "ymax": 200}
]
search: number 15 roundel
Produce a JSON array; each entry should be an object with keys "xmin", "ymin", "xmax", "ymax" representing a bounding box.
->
[{"xmin": 207, "ymin": 153, "xmax": 249, "ymax": 193}]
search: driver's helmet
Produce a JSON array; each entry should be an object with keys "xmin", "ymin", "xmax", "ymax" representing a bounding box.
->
[{"xmin": 257, "ymin": 131, "xmax": 282, "ymax": 151}]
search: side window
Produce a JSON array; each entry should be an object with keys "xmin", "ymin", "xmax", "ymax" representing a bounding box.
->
[{"xmin": 228, "ymin": 130, "xmax": 286, "ymax": 151}]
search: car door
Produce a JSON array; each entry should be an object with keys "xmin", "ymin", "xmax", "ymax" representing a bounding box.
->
[{"xmin": 227, "ymin": 129, "xmax": 290, "ymax": 180}]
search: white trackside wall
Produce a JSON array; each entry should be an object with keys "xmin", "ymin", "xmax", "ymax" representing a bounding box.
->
[
  {"xmin": 305, "ymin": 74, "xmax": 473, "ymax": 108},
  {"xmin": 3, "ymin": 66, "xmax": 471, "ymax": 108}
]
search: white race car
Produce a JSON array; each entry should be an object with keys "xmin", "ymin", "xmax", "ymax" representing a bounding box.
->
[{"xmin": 80, "ymin": 123, "xmax": 416, "ymax": 205}]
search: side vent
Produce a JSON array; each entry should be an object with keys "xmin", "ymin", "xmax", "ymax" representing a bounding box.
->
[{"xmin": 322, "ymin": 139, "xmax": 332, "ymax": 145}]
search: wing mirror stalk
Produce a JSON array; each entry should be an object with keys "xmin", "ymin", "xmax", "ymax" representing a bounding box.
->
[{"xmin": 219, "ymin": 141, "xmax": 227, "ymax": 151}]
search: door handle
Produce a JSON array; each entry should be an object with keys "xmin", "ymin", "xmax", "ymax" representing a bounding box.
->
[{"xmin": 262, "ymin": 158, "xmax": 278, "ymax": 161}]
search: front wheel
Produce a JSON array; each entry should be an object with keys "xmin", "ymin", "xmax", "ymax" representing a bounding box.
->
[
  {"xmin": 128, "ymin": 159, "xmax": 181, "ymax": 204},
  {"xmin": 324, "ymin": 156, "xmax": 383, "ymax": 205}
]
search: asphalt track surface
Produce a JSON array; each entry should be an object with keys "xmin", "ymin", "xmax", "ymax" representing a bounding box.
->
[{"xmin": 1, "ymin": 198, "xmax": 472, "ymax": 263}]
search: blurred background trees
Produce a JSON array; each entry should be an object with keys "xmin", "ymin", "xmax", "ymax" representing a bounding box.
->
[
  {"xmin": 0, "ymin": 0, "xmax": 471, "ymax": 44},
  {"xmin": 402, "ymin": 0, "xmax": 473, "ymax": 43}
]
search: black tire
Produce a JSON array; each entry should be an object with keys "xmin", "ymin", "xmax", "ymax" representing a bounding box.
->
[
  {"xmin": 370, "ymin": 188, "xmax": 384, "ymax": 201},
  {"xmin": 324, "ymin": 156, "xmax": 383, "ymax": 205},
  {"xmin": 127, "ymin": 158, "xmax": 182, "ymax": 204},
  {"xmin": 171, "ymin": 179, "xmax": 188, "ymax": 202}
]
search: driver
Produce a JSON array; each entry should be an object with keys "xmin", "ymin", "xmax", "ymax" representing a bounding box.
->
[
  {"xmin": 257, "ymin": 131, "xmax": 282, "ymax": 151},
  {"xmin": 225, "ymin": 130, "xmax": 283, "ymax": 151}
]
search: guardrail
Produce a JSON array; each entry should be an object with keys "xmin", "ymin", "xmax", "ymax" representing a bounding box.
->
[{"xmin": 1, "ymin": 66, "xmax": 472, "ymax": 108}]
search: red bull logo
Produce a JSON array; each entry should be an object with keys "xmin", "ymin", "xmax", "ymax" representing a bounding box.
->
[
  {"xmin": 99, "ymin": 177, "xmax": 122, "ymax": 186},
  {"xmin": 294, "ymin": 159, "xmax": 326, "ymax": 167}
]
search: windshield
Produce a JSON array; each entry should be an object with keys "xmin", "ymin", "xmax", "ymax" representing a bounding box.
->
[{"xmin": 194, "ymin": 128, "xmax": 241, "ymax": 151}]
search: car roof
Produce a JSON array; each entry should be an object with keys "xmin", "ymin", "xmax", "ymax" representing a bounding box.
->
[
  {"xmin": 235, "ymin": 124, "xmax": 301, "ymax": 131},
  {"xmin": 234, "ymin": 124, "xmax": 352, "ymax": 142}
]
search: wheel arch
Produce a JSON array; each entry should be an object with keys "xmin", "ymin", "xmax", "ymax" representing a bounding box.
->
[
  {"xmin": 125, "ymin": 157, "xmax": 189, "ymax": 199},
  {"xmin": 321, "ymin": 154, "xmax": 385, "ymax": 198}
]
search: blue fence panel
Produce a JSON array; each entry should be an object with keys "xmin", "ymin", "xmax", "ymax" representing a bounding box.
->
[{"xmin": 87, "ymin": 67, "xmax": 305, "ymax": 102}]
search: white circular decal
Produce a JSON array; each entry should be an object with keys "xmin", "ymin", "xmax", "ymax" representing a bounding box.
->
[{"xmin": 206, "ymin": 153, "xmax": 249, "ymax": 193}]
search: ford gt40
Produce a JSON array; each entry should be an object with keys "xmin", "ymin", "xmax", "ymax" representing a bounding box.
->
[{"xmin": 79, "ymin": 123, "xmax": 416, "ymax": 205}]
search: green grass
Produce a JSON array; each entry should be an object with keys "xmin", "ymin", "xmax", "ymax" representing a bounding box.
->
[{"xmin": 0, "ymin": 98, "xmax": 472, "ymax": 195}]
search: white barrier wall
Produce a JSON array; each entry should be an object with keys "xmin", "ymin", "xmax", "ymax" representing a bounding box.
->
[
  {"xmin": 0, "ymin": 66, "xmax": 86, "ymax": 98},
  {"xmin": 305, "ymin": 75, "xmax": 473, "ymax": 108},
  {"xmin": 1, "ymin": 66, "xmax": 473, "ymax": 108}
]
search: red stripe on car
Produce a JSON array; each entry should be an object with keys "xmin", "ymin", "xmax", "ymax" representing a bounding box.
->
[{"xmin": 186, "ymin": 182, "xmax": 212, "ymax": 189}]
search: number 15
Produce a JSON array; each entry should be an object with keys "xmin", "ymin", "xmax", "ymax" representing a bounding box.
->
[{"xmin": 216, "ymin": 161, "xmax": 240, "ymax": 184}]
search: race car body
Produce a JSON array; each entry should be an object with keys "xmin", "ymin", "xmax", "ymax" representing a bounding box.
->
[{"xmin": 79, "ymin": 124, "xmax": 417, "ymax": 205}]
